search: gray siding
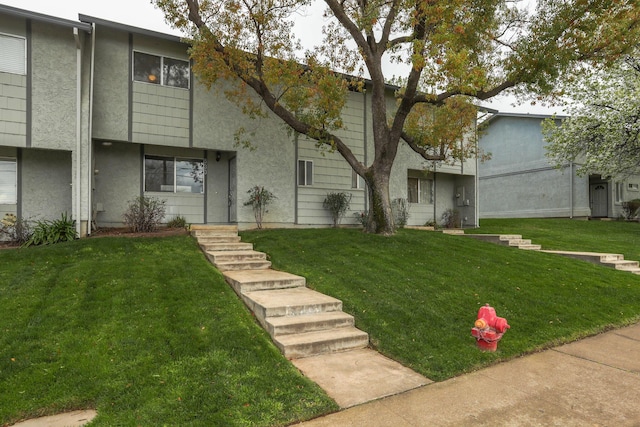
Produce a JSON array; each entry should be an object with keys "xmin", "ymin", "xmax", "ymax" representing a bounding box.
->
[
  {"xmin": 0, "ymin": 72, "xmax": 26, "ymax": 146},
  {"xmin": 30, "ymin": 21, "xmax": 78, "ymax": 150},
  {"xmin": 21, "ymin": 149, "xmax": 72, "ymax": 221},
  {"xmin": 132, "ymin": 83, "xmax": 189, "ymax": 146}
]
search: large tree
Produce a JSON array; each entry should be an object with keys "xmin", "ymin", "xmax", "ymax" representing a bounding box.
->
[
  {"xmin": 156, "ymin": 0, "xmax": 640, "ymax": 234},
  {"xmin": 544, "ymin": 54, "xmax": 640, "ymax": 178}
]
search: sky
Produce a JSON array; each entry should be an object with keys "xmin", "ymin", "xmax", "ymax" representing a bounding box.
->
[{"xmin": 1, "ymin": 0, "xmax": 563, "ymax": 115}]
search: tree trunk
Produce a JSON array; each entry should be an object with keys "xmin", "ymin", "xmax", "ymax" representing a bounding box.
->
[{"xmin": 364, "ymin": 163, "xmax": 395, "ymax": 235}]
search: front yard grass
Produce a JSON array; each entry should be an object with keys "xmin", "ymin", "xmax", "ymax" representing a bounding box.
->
[
  {"xmin": 2, "ymin": 219, "xmax": 640, "ymax": 425},
  {"xmin": 242, "ymin": 223, "xmax": 640, "ymax": 381},
  {"xmin": 0, "ymin": 236, "xmax": 336, "ymax": 426}
]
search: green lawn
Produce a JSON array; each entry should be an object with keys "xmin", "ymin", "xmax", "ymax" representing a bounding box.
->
[
  {"xmin": 2, "ymin": 220, "xmax": 640, "ymax": 425},
  {"xmin": 0, "ymin": 236, "xmax": 336, "ymax": 426}
]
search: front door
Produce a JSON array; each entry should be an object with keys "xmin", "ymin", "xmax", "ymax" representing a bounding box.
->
[
  {"xmin": 590, "ymin": 184, "xmax": 608, "ymax": 217},
  {"xmin": 228, "ymin": 157, "xmax": 237, "ymax": 222}
]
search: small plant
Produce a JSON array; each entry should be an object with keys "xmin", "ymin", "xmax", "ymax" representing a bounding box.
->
[
  {"xmin": 392, "ymin": 198, "xmax": 410, "ymax": 228},
  {"xmin": 244, "ymin": 186, "xmax": 276, "ymax": 229},
  {"xmin": 25, "ymin": 213, "xmax": 77, "ymax": 247},
  {"xmin": 441, "ymin": 208, "xmax": 461, "ymax": 229},
  {"xmin": 621, "ymin": 199, "xmax": 640, "ymax": 220},
  {"xmin": 354, "ymin": 211, "xmax": 368, "ymax": 227},
  {"xmin": 123, "ymin": 196, "xmax": 166, "ymax": 232},
  {"xmin": 323, "ymin": 192, "xmax": 352, "ymax": 227},
  {"xmin": 167, "ymin": 215, "xmax": 188, "ymax": 229},
  {"xmin": 1, "ymin": 213, "xmax": 33, "ymax": 245}
]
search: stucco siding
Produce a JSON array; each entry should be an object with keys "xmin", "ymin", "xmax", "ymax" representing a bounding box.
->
[
  {"xmin": 30, "ymin": 22, "xmax": 78, "ymax": 150},
  {"xmin": 93, "ymin": 142, "xmax": 141, "ymax": 226},
  {"xmin": 92, "ymin": 27, "xmax": 129, "ymax": 141},
  {"xmin": 21, "ymin": 149, "xmax": 72, "ymax": 221}
]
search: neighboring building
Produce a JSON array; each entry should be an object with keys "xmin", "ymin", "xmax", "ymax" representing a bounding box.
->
[
  {"xmin": 0, "ymin": 5, "xmax": 478, "ymax": 237},
  {"xmin": 478, "ymin": 112, "xmax": 640, "ymax": 219}
]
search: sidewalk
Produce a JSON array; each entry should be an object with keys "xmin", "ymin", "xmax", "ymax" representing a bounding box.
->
[{"xmin": 295, "ymin": 322, "xmax": 640, "ymax": 426}]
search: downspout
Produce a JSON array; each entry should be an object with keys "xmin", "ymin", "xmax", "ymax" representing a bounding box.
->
[
  {"xmin": 475, "ymin": 125, "xmax": 479, "ymax": 228},
  {"xmin": 74, "ymin": 28, "xmax": 82, "ymax": 236},
  {"xmin": 569, "ymin": 161, "xmax": 574, "ymax": 218},
  {"xmin": 87, "ymin": 23, "xmax": 96, "ymax": 234}
]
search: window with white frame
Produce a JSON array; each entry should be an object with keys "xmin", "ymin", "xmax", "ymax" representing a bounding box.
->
[
  {"xmin": 133, "ymin": 52, "xmax": 190, "ymax": 89},
  {"xmin": 628, "ymin": 183, "xmax": 639, "ymax": 191},
  {"xmin": 0, "ymin": 158, "xmax": 17, "ymax": 204},
  {"xmin": 352, "ymin": 170, "xmax": 365, "ymax": 189},
  {"xmin": 408, "ymin": 176, "xmax": 433, "ymax": 204},
  {"xmin": 0, "ymin": 33, "xmax": 26, "ymax": 75},
  {"xmin": 298, "ymin": 160, "xmax": 313, "ymax": 186},
  {"xmin": 144, "ymin": 155, "xmax": 204, "ymax": 193},
  {"xmin": 616, "ymin": 181, "xmax": 624, "ymax": 203}
]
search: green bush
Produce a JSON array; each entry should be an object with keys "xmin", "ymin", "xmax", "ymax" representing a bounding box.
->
[
  {"xmin": 167, "ymin": 215, "xmax": 188, "ymax": 229},
  {"xmin": 123, "ymin": 196, "xmax": 166, "ymax": 232},
  {"xmin": 244, "ymin": 186, "xmax": 276, "ymax": 229},
  {"xmin": 25, "ymin": 213, "xmax": 77, "ymax": 247},
  {"xmin": 323, "ymin": 192, "xmax": 352, "ymax": 227}
]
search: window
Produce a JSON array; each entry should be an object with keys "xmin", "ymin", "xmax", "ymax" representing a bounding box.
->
[
  {"xmin": 298, "ymin": 160, "xmax": 313, "ymax": 186},
  {"xmin": 0, "ymin": 158, "xmax": 17, "ymax": 204},
  {"xmin": 616, "ymin": 182, "xmax": 624, "ymax": 203},
  {"xmin": 408, "ymin": 177, "xmax": 433, "ymax": 204},
  {"xmin": 628, "ymin": 183, "xmax": 639, "ymax": 191},
  {"xmin": 145, "ymin": 156, "xmax": 204, "ymax": 193},
  {"xmin": 133, "ymin": 52, "xmax": 189, "ymax": 89},
  {"xmin": 352, "ymin": 170, "xmax": 365, "ymax": 189},
  {"xmin": 0, "ymin": 33, "xmax": 26, "ymax": 75}
]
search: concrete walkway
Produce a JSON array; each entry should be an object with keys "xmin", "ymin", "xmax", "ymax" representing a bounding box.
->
[{"xmin": 295, "ymin": 322, "xmax": 640, "ymax": 426}]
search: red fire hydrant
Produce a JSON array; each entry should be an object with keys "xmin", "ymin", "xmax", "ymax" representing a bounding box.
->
[{"xmin": 471, "ymin": 304, "xmax": 510, "ymax": 352}]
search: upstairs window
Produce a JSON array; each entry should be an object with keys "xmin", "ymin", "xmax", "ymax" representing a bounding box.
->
[
  {"xmin": 352, "ymin": 170, "xmax": 365, "ymax": 189},
  {"xmin": 133, "ymin": 52, "xmax": 189, "ymax": 89},
  {"xmin": 298, "ymin": 160, "xmax": 313, "ymax": 186},
  {"xmin": 0, "ymin": 33, "xmax": 26, "ymax": 75},
  {"xmin": 0, "ymin": 158, "xmax": 17, "ymax": 204},
  {"xmin": 145, "ymin": 155, "xmax": 204, "ymax": 193}
]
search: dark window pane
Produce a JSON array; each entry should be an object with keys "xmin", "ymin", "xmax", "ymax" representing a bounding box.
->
[
  {"xmin": 145, "ymin": 156, "xmax": 174, "ymax": 192},
  {"xmin": 163, "ymin": 58, "xmax": 190, "ymax": 89},
  {"xmin": 134, "ymin": 52, "xmax": 161, "ymax": 84}
]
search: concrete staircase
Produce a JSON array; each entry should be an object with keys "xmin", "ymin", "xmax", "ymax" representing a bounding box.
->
[
  {"xmin": 464, "ymin": 234, "xmax": 542, "ymax": 250},
  {"xmin": 191, "ymin": 225, "xmax": 369, "ymax": 359},
  {"xmin": 541, "ymin": 250, "xmax": 640, "ymax": 275}
]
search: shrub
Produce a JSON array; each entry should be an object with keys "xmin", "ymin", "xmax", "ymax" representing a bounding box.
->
[
  {"xmin": 123, "ymin": 196, "xmax": 166, "ymax": 232},
  {"xmin": 323, "ymin": 192, "xmax": 352, "ymax": 227},
  {"xmin": 441, "ymin": 208, "xmax": 461, "ymax": 229},
  {"xmin": 621, "ymin": 199, "xmax": 640, "ymax": 220},
  {"xmin": 392, "ymin": 198, "xmax": 410, "ymax": 228},
  {"xmin": 167, "ymin": 215, "xmax": 188, "ymax": 229},
  {"xmin": 354, "ymin": 211, "xmax": 368, "ymax": 227},
  {"xmin": 0, "ymin": 213, "xmax": 32, "ymax": 245},
  {"xmin": 244, "ymin": 186, "xmax": 276, "ymax": 229},
  {"xmin": 25, "ymin": 213, "xmax": 77, "ymax": 247}
]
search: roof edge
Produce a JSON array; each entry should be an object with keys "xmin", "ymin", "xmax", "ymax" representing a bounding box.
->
[
  {"xmin": 0, "ymin": 4, "xmax": 92, "ymax": 32},
  {"xmin": 79, "ymin": 14, "xmax": 183, "ymax": 43}
]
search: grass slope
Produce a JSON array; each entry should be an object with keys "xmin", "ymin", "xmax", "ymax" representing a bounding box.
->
[
  {"xmin": 0, "ymin": 236, "xmax": 336, "ymax": 426},
  {"xmin": 241, "ymin": 226, "xmax": 640, "ymax": 381}
]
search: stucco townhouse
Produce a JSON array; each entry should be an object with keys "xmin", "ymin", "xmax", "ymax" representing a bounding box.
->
[{"xmin": 0, "ymin": 4, "xmax": 479, "ymax": 237}]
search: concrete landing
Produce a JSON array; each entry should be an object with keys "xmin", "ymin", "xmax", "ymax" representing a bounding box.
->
[
  {"xmin": 10, "ymin": 410, "xmax": 96, "ymax": 427},
  {"xmin": 292, "ymin": 348, "xmax": 432, "ymax": 408}
]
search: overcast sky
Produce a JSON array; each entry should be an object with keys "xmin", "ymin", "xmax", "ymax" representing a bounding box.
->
[{"xmin": 1, "ymin": 0, "xmax": 563, "ymax": 114}]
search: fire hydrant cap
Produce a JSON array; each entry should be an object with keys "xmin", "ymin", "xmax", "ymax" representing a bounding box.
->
[{"xmin": 474, "ymin": 318, "xmax": 488, "ymax": 329}]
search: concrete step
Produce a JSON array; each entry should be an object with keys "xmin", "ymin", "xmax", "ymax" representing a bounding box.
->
[
  {"xmin": 541, "ymin": 250, "xmax": 624, "ymax": 264},
  {"xmin": 223, "ymin": 269, "xmax": 306, "ymax": 294},
  {"xmin": 190, "ymin": 224, "xmax": 238, "ymax": 231},
  {"xmin": 517, "ymin": 244, "xmax": 542, "ymax": 250},
  {"xmin": 206, "ymin": 250, "xmax": 266, "ymax": 263},
  {"xmin": 506, "ymin": 238, "xmax": 531, "ymax": 246},
  {"xmin": 267, "ymin": 311, "xmax": 355, "ymax": 336},
  {"xmin": 200, "ymin": 242, "xmax": 253, "ymax": 252},
  {"xmin": 274, "ymin": 327, "xmax": 369, "ymax": 359},
  {"xmin": 604, "ymin": 259, "xmax": 640, "ymax": 271},
  {"xmin": 242, "ymin": 287, "xmax": 343, "ymax": 323},
  {"xmin": 192, "ymin": 229, "xmax": 240, "ymax": 238},
  {"xmin": 213, "ymin": 260, "xmax": 272, "ymax": 271},
  {"xmin": 196, "ymin": 235, "xmax": 242, "ymax": 244}
]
